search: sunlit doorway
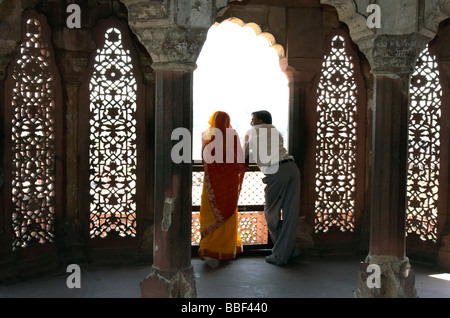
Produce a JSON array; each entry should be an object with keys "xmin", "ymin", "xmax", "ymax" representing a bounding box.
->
[{"xmin": 191, "ymin": 18, "xmax": 290, "ymax": 250}]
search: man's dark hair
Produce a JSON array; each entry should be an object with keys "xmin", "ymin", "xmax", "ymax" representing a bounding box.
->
[{"xmin": 252, "ymin": 110, "xmax": 272, "ymax": 125}]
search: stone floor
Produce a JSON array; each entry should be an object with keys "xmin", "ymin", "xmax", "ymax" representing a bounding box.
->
[{"xmin": 0, "ymin": 256, "xmax": 449, "ymax": 298}]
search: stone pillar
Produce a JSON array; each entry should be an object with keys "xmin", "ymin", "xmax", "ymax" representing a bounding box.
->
[
  {"xmin": 355, "ymin": 75, "xmax": 416, "ymax": 298},
  {"xmin": 285, "ymin": 5, "xmax": 325, "ymax": 252},
  {"xmin": 438, "ymin": 234, "xmax": 450, "ymax": 269},
  {"xmin": 283, "ymin": 65, "xmax": 316, "ymax": 252},
  {"xmin": 121, "ymin": 0, "xmax": 216, "ymax": 298},
  {"xmin": 437, "ymin": 62, "xmax": 450, "ymax": 270},
  {"xmin": 354, "ymin": 34, "xmax": 430, "ymax": 298},
  {"xmin": 0, "ymin": 77, "xmax": 6, "ymax": 264},
  {"xmin": 139, "ymin": 68, "xmax": 196, "ymax": 298},
  {"xmin": 52, "ymin": 22, "xmax": 95, "ymax": 263}
]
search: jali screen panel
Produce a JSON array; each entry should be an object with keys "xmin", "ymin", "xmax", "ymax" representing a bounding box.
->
[
  {"xmin": 88, "ymin": 28, "xmax": 138, "ymax": 239},
  {"xmin": 406, "ymin": 47, "xmax": 442, "ymax": 243},
  {"xmin": 192, "ymin": 168, "xmax": 268, "ymax": 246},
  {"xmin": 10, "ymin": 17, "xmax": 58, "ymax": 250},
  {"xmin": 314, "ymin": 35, "xmax": 359, "ymax": 233}
]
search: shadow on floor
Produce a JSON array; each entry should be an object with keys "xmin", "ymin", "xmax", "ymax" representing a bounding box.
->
[{"xmin": 0, "ymin": 256, "xmax": 449, "ymax": 298}]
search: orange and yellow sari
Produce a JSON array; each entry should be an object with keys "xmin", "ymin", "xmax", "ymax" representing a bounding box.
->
[{"xmin": 198, "ymin": 111, "xmax": 246, "ymax": 261}]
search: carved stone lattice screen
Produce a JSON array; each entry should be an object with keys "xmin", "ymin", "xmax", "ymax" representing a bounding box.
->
[
  {"xmin": 88, "ymin": 28, "xmax": 138, "ymax": 239},
  {"xmin": 406, "ymin": 47, "xmax": 442, "ymax": 242},
  {"xmin": 9, "ymin": 17, "xmax": 58, "ymax": 250},
  {"xmin": 192, "ymin": 169, "xmax": 268, "ymax": 245},
  {"xmin": 314, "ymin": 35, "xmax": 358, "ymax": 233}
]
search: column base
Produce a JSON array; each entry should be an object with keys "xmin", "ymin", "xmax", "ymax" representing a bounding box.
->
[
  {"xmin": 295, "ymin": 216, "xmax": 314, "ymax": 249},
  {"xmin": 140, "ymin": 266, "xmax": 197, "ymax": 298},
  {"xmin": 355, "ymin": 255, "xmax": 417, "ymax": 298},
  {"xmin": 438, "ymin": 233, "xmax": 450, "ymax": 270}
]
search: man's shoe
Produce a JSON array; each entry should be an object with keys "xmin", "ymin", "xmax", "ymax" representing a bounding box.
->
[{"xmin": 265, "ymin": 254, "xmax": 287, "ymax": 267}]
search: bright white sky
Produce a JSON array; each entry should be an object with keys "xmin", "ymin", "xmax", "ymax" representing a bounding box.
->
[{"xmin": 193, "ymin": 20, "xmax": 289, "ymax": 161}]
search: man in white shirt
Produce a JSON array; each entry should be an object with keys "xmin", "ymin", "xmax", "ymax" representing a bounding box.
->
[{"xmin": 244, "ymin": 111, "xmax": 300, "ymax": 266}]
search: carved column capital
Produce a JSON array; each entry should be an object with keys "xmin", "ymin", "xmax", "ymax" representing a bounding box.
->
[
  {"xmin": 355, "ymin": 33, "xmax": 430, "ymax": 78},
  {"xmin": 122, "ymin": 0, "xmax": 216, "ymax": 72},
  {"xmin": 137, "ymin": 26, "xmax": 209, "ymax": 72}
]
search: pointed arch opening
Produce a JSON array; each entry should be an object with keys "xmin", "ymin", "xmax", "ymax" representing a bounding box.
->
[
  {"xmin": 313, "ymin": 29, "xmax": 366, "ymax": 237},
  {"xmin": 191, "ymin": 18, "xmax": 290, "ymax": 248},
  {"xmin": 78, "ymin": 16, "xmax": 146, "ymax": 256}
]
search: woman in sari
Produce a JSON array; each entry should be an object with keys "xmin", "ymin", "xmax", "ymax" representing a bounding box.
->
[{"xmin": 199, "ymin": 111, "xmax": 246, "ymax": 268}]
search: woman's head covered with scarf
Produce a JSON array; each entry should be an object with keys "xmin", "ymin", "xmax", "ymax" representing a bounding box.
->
[
  {"xmin": 208, "ymin": 111, "xmax": 231, "ymax": 134},
  {"xmin": 203, "ymin": 111, "xmax": 242, "ymax": 164}
]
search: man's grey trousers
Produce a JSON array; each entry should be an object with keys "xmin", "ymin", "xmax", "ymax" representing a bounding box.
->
[{"xmin": 264, "ymin": 161, "xmax": 300, "ymax": 264}]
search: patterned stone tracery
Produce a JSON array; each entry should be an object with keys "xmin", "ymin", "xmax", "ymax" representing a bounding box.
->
[
  {"xmin": 315, "ymin": 35, "xmax": 358, "ymax": 233},
  {"xmin": 10, "ymin": 17, "xmax": 57, "ymax": 250},
  {"xmin": 191, "ymin": 170, "xmax": 268, "ymax": 245},
  {"xmin": 88, "ymin": 27, "xmax": 138, "ymax": 239},
  {"xmin": 407, "ymin": 47, "xmax": 442, "ymax": 243}
]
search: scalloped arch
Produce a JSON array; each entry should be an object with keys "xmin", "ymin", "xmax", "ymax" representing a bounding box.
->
[
  {"xmin": 421, "ymin": 0, "xmax": 450, "ymax": 39},
  {"xmin": 320, "ymin": 0, "xmax": 450, "ymax": 41},
  {"xmin": 319, "ymin": 0, "xmax": 374, "ymax": 41},
  {"xmin": 216, "ymin": 17, "xmax": 286, "ymax": 59}
]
